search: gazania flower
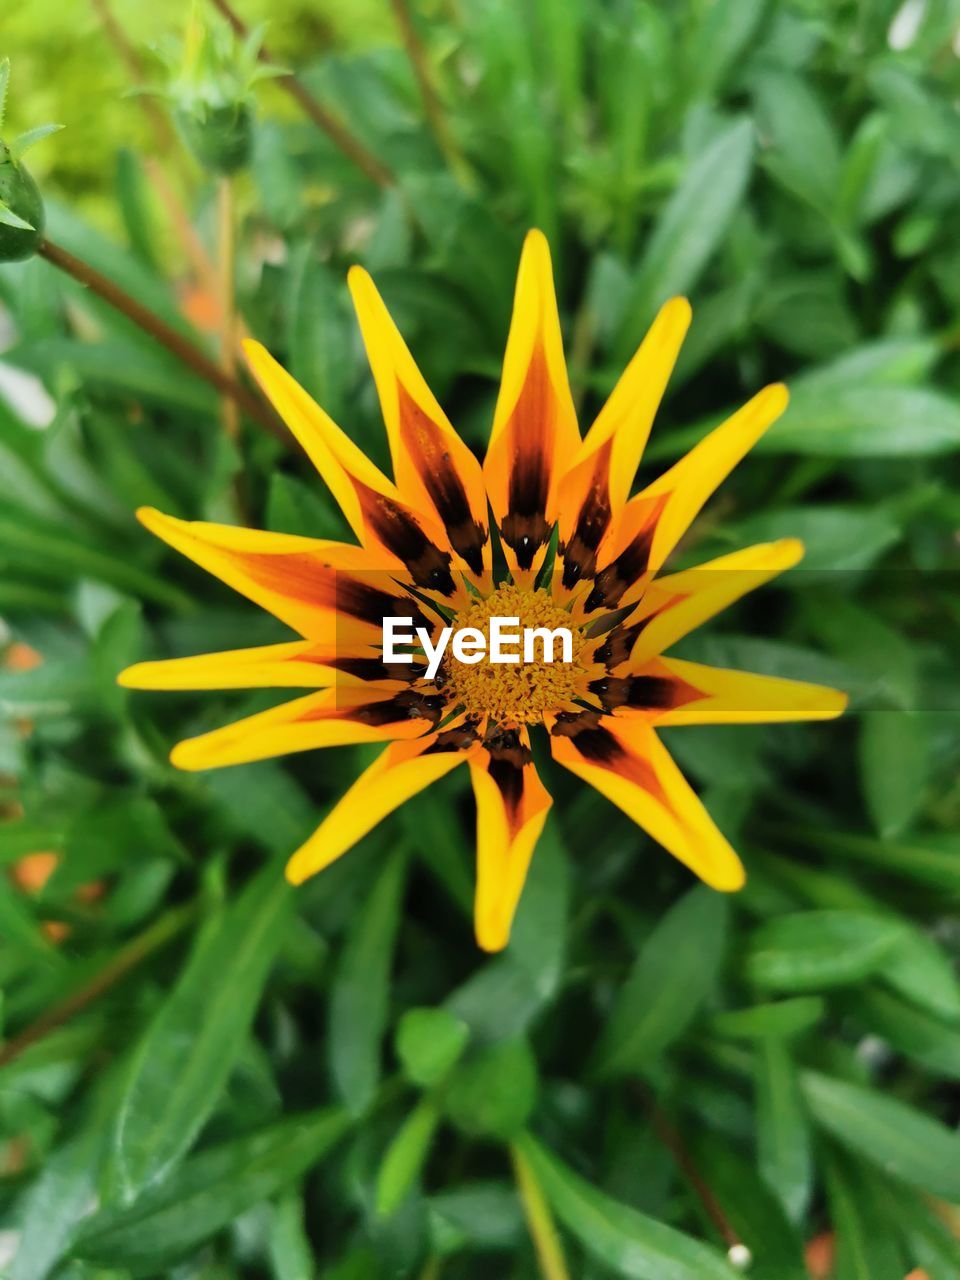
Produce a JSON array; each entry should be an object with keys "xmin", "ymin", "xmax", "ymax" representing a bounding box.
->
[{"xmin": 119, "ymin": 231, "xmax": 846, "ymax": 951}]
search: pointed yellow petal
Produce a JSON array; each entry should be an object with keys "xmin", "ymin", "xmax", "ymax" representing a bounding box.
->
[
  {"xmin": 285, "ymin": 737, "xmax": 467, "ymax": 883},
  {"xmin": 484, "ymin": 230, "xmax": 580, "ymax": 586},
  {"xmin": 469, "ymin": 746, "xmax": 552, "ymax": 953},
  {"xmin": 550, "ymin": 715, "xmax": 745, "ymax": 890},
  {"xmin": 169, "ymin": 688, "xmax": 435, "ymax": 771},
  {"xmin": 118, "ymin": 640, "xmax": 343, "ymax": 690},
  {"xmin": 651, "ymin": 657, "xmax": 848, "ymax": 725},
  {"xmin": 348, "ymin": 267, "xmax": 490, "ymax": 587},
  {"xmin": 627, "ymin": 538, "xmax": 805, "ymax": 665}
]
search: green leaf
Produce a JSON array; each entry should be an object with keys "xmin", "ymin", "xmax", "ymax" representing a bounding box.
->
[
  {"xmin": 593, "ymin": 886, "xmax": 728, "ymax": 1076},
  {"xmin": 761, "ymin": 385, "xmax": 960, "ymax": 457},
  {"xmin": 709, "ymin": 996, "xmax": 825, "ymax": 1041},
  {"xmin": 109, "ymin": 867, "xmax": 294, "ymax": 1199},
  {"xmin": 72, "ymin": 1109, "xmax": 350, "ymax": 1273},
  {"xmin": 858, "ymin": 711, "xmax": 929, "ymax": 838},
  {"xmin": 859, "ymin": 987, "xmax": 960, "ymax": 1080},
  {"xmin": 267, "ymin": 1192, "xmax": 316, "ymax": 1280},
  {"xmin": 284, "ymin": 244, "xmax": 349, "ymax": 421},
  {"xmin": 824, "ymin": 1149, "xmax": 907, "ymax": 1280},
  {"xmin": 802, "ymin": 1072, "xmax": 960, "ymax": 1198},
  {"xmin": 729, "ymin": 505, "xmax": 900, "ymax": 573},
  {"xmin": 755, "ymin": 1040, "xmax": 811, "ymax": 1224},
  {"xmin": 443, "ymin": 1038, "xmax": 538, "ymax": 1140},
  {"xmin": 395, "ymin": 1007, "xmax": 470, "ymax": 1087},
  {"xmin": 427, "ymin": 1182, "xmax": 523, "ymax": 1255},
  {"xmin": 329, "ymin": 848, "xmax": 407, "ymax": 1114},
  {"xmin": 376, "ymin": 1099, "xmax": 441, "ymax": 1217},
  {"xmin": 752, "ymin": 70, "xmax": 841, "ymax": 213},
  {"xmin": 11, "ymin": 122, "xmax": 64, "ymax": 161},
  {"xmin": 516, "ymin": 1133, "xmax": 739, "ymax": 1280},
  {"xmin": 615, "ymin": 117, "xmax": 754, "ymax": 358},
  {"xmin": 745, "ymin": 911, "xmax": 907, "ymax": 992},
  {"xmin": 879, "ymin": 924, "xmax": 960, "ymax": 1021}
]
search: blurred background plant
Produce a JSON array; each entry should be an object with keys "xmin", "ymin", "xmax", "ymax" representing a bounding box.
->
[{"xmin": 2, "ymin": 0, "xmax": 960, "ymax": 1277}]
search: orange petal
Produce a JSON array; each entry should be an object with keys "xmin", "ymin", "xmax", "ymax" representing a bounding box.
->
[
  {"xmin": 587, "ymin": 384, "xmax": 789, "ymax": 611},
  {"xmin": 244, "ymin": 342, "xmax": 465, "ymax": 602},
  {"xmin": 285, "ymin": 725, "xmax": 477, "ymax": 883},
  {"xmin": 136, "ymin": 507, "xmax": 436, "ymax": 643},
  {"xmin": 549, "ymin": 712, "xmax": 744, "ymax": 890},
  {"xmin": 348, "ymin": 266, "xmax": 491, "ymax": 591},
  {"xmin": 554, "ymin": 297, "xmax": 690, "ymax": 600},
  {"xmin": 469, "ymin": 728, "xmax": 553, "ymax": 952},
  {"xmin": 484, "ymin": 230, "xmax": 580, "ymax": 587},
  {"xmin": 169, "ymin": 686, "xmax": 445, "ymax": 771}
]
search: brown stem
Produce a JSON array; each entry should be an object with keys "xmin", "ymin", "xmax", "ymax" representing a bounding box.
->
[
  {"xmin": 37, "ymin": 237, "xmax": 286, "ymax": 444},
  {"xmin": 634, "ymin": 1084, "xmax": 744, "ymax": 1251},
  {"xmin": 388, "ymin": 0, "xmax": 471, "ymax": 187},
  {"xmin": 207, "ymin": 0, "xmax": 395, "ymax": 188},
  {"xmin": 0, "ymin": 900, "xmax": 198, "ymax": 1068}
]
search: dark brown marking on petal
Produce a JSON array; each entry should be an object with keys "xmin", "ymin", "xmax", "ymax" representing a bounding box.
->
[
  {"xmin": 334, "ymin": 578, "xmax": 432, "ymax": 633},
  {"xmin": 589, "ymin": 673, "xmax": 703, "ymax": 713},
  {"xmin": 397, "ymin": 383, "xmax": 487, "ymax": 575},
  {"xmin": 550, "ymin": 710, "xmax": 667, "ymax": 804},
  {"xmin": 583, "ymin": 493, "xmax": 669, "ymax": 612},
  {"xmin": 483, "ymin": 725, "xmax": 532, "ymax": 824},
  {"xmin": 328, "ymin": 654, "xmax": 423, "ymax": 683},
  {"xmin": 342, "ymin": 689, "xmax": 446, "ymax": 728},
  {"xmin": 559, "ymin": 439, "xmax": 613, "ymax": 589},
  {"xmin": 353, "ymin": 480, "xmax": 457, "ymax": 596},
  {"xmin": 423, "ymin": 719, "xmax": 481, "ymax": 755},
  {"xmin": 500, "ymin": 346, "xmax": 554, "ymax": 570}
]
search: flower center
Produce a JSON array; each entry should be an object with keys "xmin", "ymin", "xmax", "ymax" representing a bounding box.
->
[{"xmin": 442, "ymin": 583, "xmax": 586, "ymax": 725}]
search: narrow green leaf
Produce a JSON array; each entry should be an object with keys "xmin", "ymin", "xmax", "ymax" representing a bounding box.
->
[
  {"xmin": 268, "ymin": 1191, "xmax": 316, "ymax": 1280},
  {"xmin": 824, "ymin": 1150, "xmax": 906, "ymax": 1280},
  {"xmin": 594, "ymin": 886, "xmax": 728, "ymax": 1076},
  {"xmin": 616, "ymin": 117, "xmax": 754, "ymax": 358},
  {"xmin": 329, "ymin": 848, "xmax": 407, "ymax": 1114},
  {"xmin": 745, "ymin": 911, "xmax": 907, "ymax": 992},
  {"xmin": 517, "ymin": 1133, "xmax": 739, "ymax": 1280},
  {"xmin": 376, "ymin": 1099, "xmax": 441, "ymax": 1216},
  {"xmin": 859, "ymin": 987, "xmax": 960, "ymax": 1080},
  {"xmin": 761, "ymin": 385, "xmax": 960, "ymax": 457},
  {"xmin": 709, "ymin": 996, "xmax": 825, "ymax": 1040},
  {"xmin": 858, "ymin": 710, "xmax": 929, "ymax": 838},
  {"xmin": 110, "ymin": 867, "xmax": 294, "ymax": 1198},
  {"xmin": 803, "ymin": 1072, "xmax": 960, "ymax": 1198},
  {"xmin": 72, "ymin": 1109, "xmax": 350, "ymax": 1273},
  {"xmin": 756, "ymin": 1040, "xmax": 812, "ymax": 1224}
]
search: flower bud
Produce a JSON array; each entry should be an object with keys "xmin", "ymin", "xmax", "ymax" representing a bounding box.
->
[{"xmin": 0, "ymin": 141, "xmax": 45, "ymax": 262}]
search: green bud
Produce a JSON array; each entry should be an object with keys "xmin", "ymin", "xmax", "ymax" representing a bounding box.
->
[
  {"xmin": 156, "ymin": 10, "xmax": 284, "ymax": 175},
  {"xmin": 442, "ymin": 1038, "xmax": 538, "ymax": 1140},
  {"xmin": 0, "ymin": 60, "xmax": 60, "ymax": 263},
  {"xmin": 0, "ymin": 143, "xmax": 44, "ymax": 262},
  {"xmin": 395, "ymin": 1007, "xmax": 470, "ymax": 1088}
]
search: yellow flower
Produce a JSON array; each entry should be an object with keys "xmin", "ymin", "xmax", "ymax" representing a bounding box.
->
[{"xmin": 119, "ymin": 231, "xmax": 846, "ymax": 952}]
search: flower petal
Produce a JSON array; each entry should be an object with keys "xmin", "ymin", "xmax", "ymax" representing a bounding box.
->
[
  {"xmin": 285, "ymin": 726, "xmax": 477, "ymax": 884},
  {"xmin": 244, "ymin": 341, "xmax": 464, "ymax": 601},
  {"xmin": 136, "ymin": 507, "xmax": 435, "ymax": 643},
  {"xmin": 555, "ymin": 297, "xmax": 690, "ymax": 597},
  {"xmin": 169, "ymin": 686, "xmax": 445, "ymax": 771},
  {"xmin": 642, "ymin": 657, "xmax": 848, "ymax": 724},
  {"xmin": 625, "ymin": 538, "xmax": 805, "ymax": 666},
  {"xmin": 586, "ymin": 384, "xmax": 789, "ymax": 611},
  {"xmin": 549, "ymin": 712, "xmax": 744, "ymax": 890},
  {"xmin": 484, "ymin": 230, "xmax": 580, "ymax": 586},
  {"xmin": 348, "ymin": 266, "xmax": 491, "ymax": 590},
  {"xmin": 118, "ymin": 639, "xmax": 424, "ymax": 691},
  {"xmin": 469, "ymin": 728, "xmax": 553, "ymax": 952}
]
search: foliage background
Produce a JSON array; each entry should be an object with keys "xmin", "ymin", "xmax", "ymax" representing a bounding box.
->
[{"xmin": 2, "ymin": 0, "xmax": 960, "ymax": 1277}]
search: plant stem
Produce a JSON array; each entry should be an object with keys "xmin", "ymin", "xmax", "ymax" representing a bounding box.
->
[
  {"xmin": 217, "ymin": 175, "xmax": 240, "ymax": 441},
  {"xmin": 634, "ymin": 1084, "xmax": 745, "ymax": 1252},
  {"xmin": 511, "ymin": 1142, "xmax": 571, "ymax": 1280},
  {"xmin": 388, "ymin": 0, "xmax": 473, "ymax": 188},
  {"xmin": 0, "ymin": 899, "xmax": 199, "ymax": 1068},
  {"xmin": 36, "ymin": 237, "xmax": 286, "ymax": 444},
  {"xmin": 207, "ymin": 0, "xmax": 395, "ymax": 188}
]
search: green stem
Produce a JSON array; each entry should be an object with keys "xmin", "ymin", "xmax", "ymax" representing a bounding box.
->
[
  {"xmin": 0, "ymin": 899, "xmax": 200, "ymax": 1068},
  {"xmin": 510, "ymin": 1141, "xmax": 571, "ymax": 1280},
  {"xmin": 36, "ymin": 236, "xmax": 286, "ymax": 444}
]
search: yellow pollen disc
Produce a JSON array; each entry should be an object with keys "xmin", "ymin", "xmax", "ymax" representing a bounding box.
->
[{"xmin": 443, "ymin": 583, "xmax": 586, "ymax": 725}]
